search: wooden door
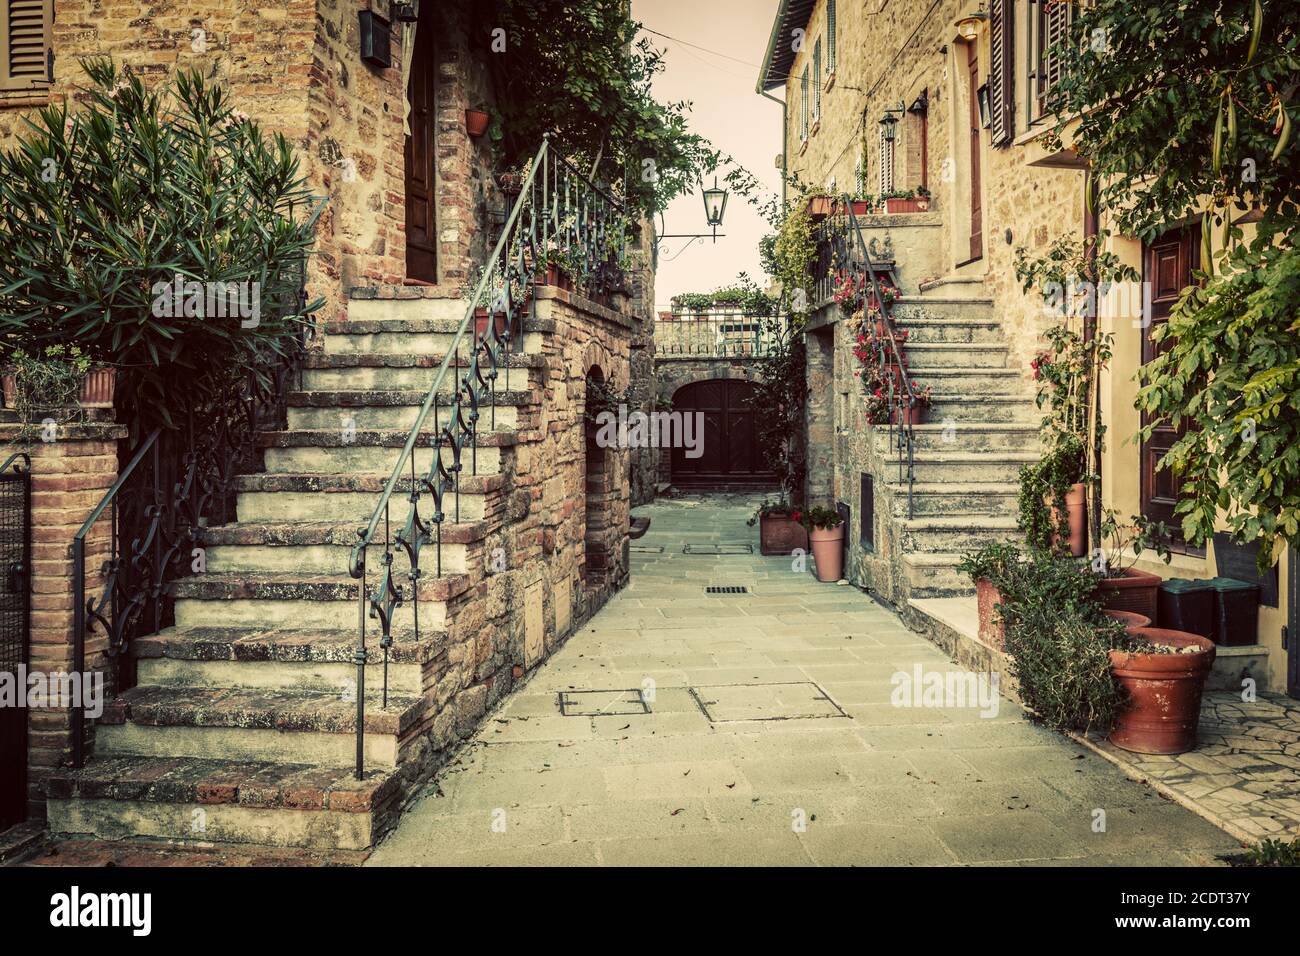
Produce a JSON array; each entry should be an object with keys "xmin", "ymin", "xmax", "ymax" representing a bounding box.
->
[
  {"xmin": 966, "ymin": 40, "xmax": 983, "ymax": 263},
  {"xmin": 1140, "ymin": 225, "xmax": 1200, "ymax": 533},
  {"xmin": 670, "ymin": 380, "xmax": 772, "ymax": 487},
  {"xmin": 404, "ymin": 16, "xmax": 438, "ymax": 284}
]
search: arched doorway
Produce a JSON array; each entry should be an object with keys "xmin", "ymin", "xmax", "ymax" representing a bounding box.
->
[
  {"xmin": 583, "ymin": 367, "xmax": 613, "ymax": 582},
  {"xmin": 670, "ymin": 379, "xmax": 772, "ymax": 488}
]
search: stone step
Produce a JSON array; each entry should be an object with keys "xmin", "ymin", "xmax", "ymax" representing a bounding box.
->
[
  {"xmin": 887, "ymin": 316, "xmax": 1003, "ymax": 344},
  {"xmin": 321, "ymin": 316, "xmax": 546, "ymax": 356},
  {"xmin": 301, "ymin": 351, "xmax": 543, "ymax": 392},
  {"xmin": 345, "ymin": 291, "xmax": 468, "ymax": 324},
  {"xmin": 45, "ymin": 756, "xmax": 403, "ymax": 851},
  {"xmin": 95, "ymin": 685, "xmax": 424, "ymax": 770},
  {"xmin": 903, "ymin": 342, "xmax": 1008, "ymax": 370},
  {"xmin": 133, "ymin": 625, "xmax": 439, "ymax": 695},
  {"xmin": 901, "ymin": 551, "xmax": 976, "ymax": 598},
  {"xmin": 201, "ymin": 520, "xmax": 489, "ymax": 575},
  {"xmin": 897, "ymin": 364, "xmax": 1025, "ymax": 394},
  {"xmin": 260, "ymin": 429, "xmax": 515, "ymax": 476},
  {"xmin": 923, "ymin": 395, "xmax": 1038, "ymax": 423},
  {"xmin": 882, "ymin": 450, "xmax": 1040, "ymax": 484},
  {"xmin": 233, "ymin": 472, "xmax": 502, "ymax": 524},
  {"xmin": 891, "ymin": 295, "xmax": 995, "ymax": 321},
  {"xmin": 885, "ymin": 481, "xmax": 1020, "ymax": 518},
  {"xmin": 171, "ymin": 571, "xmax": 471, "ymax": 631},
  {"xmin": 896, "ymin": 515, "xmax": 1022, "ymax": 553},
  {"xmin": 873, "ymin": 422, "xmax": 1038, "ymax": 453},
  {"xmin": 286, "ymin": 388, "xmax": 533, "ymax": 432}
]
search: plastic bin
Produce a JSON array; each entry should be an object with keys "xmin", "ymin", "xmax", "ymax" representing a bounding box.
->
[
  {"xmin": 1207, "ymin": 576, "xmax": 1261, "ymax": 646},
  {"xmin": 1157, "ymin": 578, "xmax": 1215, "ymax": 639}
]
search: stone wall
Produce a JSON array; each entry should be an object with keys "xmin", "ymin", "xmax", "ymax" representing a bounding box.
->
[{"xmin": 0, "ymin": 422, "xmax": 125, "ymax": 820}]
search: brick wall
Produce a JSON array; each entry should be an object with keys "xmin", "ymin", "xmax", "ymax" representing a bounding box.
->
[{"xmin": 0, "ymin": 422, "xmax": 126, "ymax": 820}]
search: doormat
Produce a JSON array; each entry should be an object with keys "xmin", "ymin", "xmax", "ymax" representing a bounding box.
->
[
  {"xmin": 682, "ymin": 544, "xmax": 754, "ymax": 555},
  {"xmin": 688, "ymin": 681, "xmax": 849, "ymax": 722},
  {"xmin": 557, "ymin": 689, "xmax": 651, "ymax": 717}
]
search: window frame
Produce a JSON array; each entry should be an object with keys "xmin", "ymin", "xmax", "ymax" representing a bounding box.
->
[{"xmin": 0, "ymin": 0, "xmax": 52, "ymax": 93}]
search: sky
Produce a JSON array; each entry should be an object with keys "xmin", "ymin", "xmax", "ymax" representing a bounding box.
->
[{"xmin": 631, "ymin": 0, "xmax": 784, "ymax": 311}]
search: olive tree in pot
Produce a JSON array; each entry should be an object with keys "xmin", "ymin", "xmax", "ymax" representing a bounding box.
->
[{"xmin": 0, "ymin": 59, "xmax": 324, "ymax": 442}]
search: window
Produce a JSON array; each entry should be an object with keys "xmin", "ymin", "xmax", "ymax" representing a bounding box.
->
[
  {"xmin": 0, "ymin": 0, "xmax": 51, "ymax": 91},
  {"xmin": 988, "ymin": 0, "xmax": 1014, "ymax": 146},
  {"xmin": 1030, "ymin": 0, "xmax": 1072, "ymax": 120},
  {"xmin": 827, "ymin": 0, "xmax": 837, "ymax": 74},
  {"xmin": 859, "ymin": 474, "xmax": 874, "ymax": 551},
  {"xmin": 812, "ymin": 39, "xmax": 822, "ymax": 121},
  {"xmin": 800, "ymin": 66, "xmax": 809, "ymax": 140},
  {"xmin": 878, "ymin": 125, "xmax": 894, "ymax": 195}
]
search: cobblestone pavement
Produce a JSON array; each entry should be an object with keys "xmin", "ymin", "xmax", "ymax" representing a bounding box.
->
[
  {"xmin": 1088, "ymin": 692, "xmax": 1300, "ymax": 844},
  {"xmin": 368, "ymin": 493, "xmax": 1245, "ymax": 866}
]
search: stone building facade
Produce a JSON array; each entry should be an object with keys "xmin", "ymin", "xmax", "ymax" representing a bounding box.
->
[
  {"xmin": 0, "ymin": 1, "xmax": 657, "ymax": 841},
  {"xmin": 758, "ymin": 0, "xmax": 1292, "ymax": 694}
]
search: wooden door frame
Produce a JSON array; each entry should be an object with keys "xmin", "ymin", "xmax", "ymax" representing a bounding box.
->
[
  {"xmin": 404, "ymin": 10, "xmax": 438, "ymax": 284},
  {"xmin": 1289, "ymin": 549, "xmax": 1298, "ymax": 698},
  {"xmin": 961, "ymin": 38, "xmax": 984, "ymax": 265}
]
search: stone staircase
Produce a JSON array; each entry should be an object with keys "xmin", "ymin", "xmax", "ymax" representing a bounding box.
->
[
  {"xmin": 872, "ymin": 290, "xmax": 1037, "ymax": 599},
  {"xmin": 45, "ymin": 293, "xmax": 543, "ymax": 851}
]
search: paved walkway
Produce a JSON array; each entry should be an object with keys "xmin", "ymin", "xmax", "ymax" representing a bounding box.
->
[{"xmin": 368, "ymin": 493, "xmax": 1243, "ymax": 866}]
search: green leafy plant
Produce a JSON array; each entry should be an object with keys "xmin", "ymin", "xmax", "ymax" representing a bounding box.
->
[
  {"xmin": 956, "ymin": 542, "xmax": 1022, "ymax": 587},
  {"xmin": 4, "ymin": 344, "xmax": 94, "ymax": 429},
  {"xmin": 1018, "ymin": 432, "xmax": 1086, "ymax": 552},
  {"xmin": 794, "ymin": 505, "xmax": 842, "ymax": 532},
  {"xmin": 0, "ymin": 59, "xmax": 322, "ymax": 436},
  {"xmin": 1096, "ymin": 509, "xmax": 1174, "ymax": 578},
  {"xmin": 1241, "ymin": 837, "xmax": 1300, "ymax": 867},
  {"xmin": 746, "ymin": 497, "xmax": 796, "ymax": 527}
]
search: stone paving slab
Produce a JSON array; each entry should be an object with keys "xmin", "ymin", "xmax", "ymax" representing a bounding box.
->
[{"xmin": 367, "ymin": 493, "xmax": 1247, "ymax": 867}]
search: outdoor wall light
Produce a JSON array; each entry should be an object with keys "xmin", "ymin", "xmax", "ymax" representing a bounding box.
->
[
  {"xmin": 393, "ymin": 2, "xmax": 419, "ymax": 23},
  {"xmin": 359, "ymin": 10, "xmax": 393, "ymax": 68},
  {"xmin": 955, "ymin": 10, "xmax": 988, "ymax": 42},
  {"xmin": 907, "ymin": 90, "xmax": 929, "ymax": 115},
  {"xmin": 879, "ymin": 101, "xmax": 906, "ymax": 142}
]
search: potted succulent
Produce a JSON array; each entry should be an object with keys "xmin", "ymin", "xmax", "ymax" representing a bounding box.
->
[
  {"xmin": 748, "ymin": 499, "xmax": 809, "ymax": 556},
  {"xmin": 797, "ymin": 506, "xmax": 845, "ymax": 582},
  {"xmin": 1108, "ymin": 627, "xmax": 1216, "ymax": 754},
  {"xmin": 1092, "ymin": 510, "xmax": 1172, "ymax": 621},
  {"xmin": 465, "ymin": 108, "xmax": 490, "ymax": 138},
  {"xmin": 956, "ymin": 542, "xmax": 1022, "ymax": 650},
  {"xmin": 2, "ymin": 345, "xmax": 115, "ymax": 423}
]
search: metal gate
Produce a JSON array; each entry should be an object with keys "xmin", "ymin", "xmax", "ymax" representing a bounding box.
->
[{"xmin": 0, "ymin": 453, "xmax": 31, "ymax": 830}]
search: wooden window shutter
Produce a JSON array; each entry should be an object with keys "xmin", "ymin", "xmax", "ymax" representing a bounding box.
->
[
  {"xmin": 813, "ymin": 39, "xmax": 821, "ymax": 119},
  {"xmin": 988, "ymin": 0, "xmax": 1014, "ymax": 147},
  {"xmin": 827, "ymin": 0, "xmax": 837, "ymax": 72},
  {"xmin": 800, "ymin": 66, "xmax": 809, "ymax": 139},
  {"xmin": 1037, "ymin": 0, "xmax": 1071, "ymax": 114},
  {"xmin": 878, "ymin": 126, "xmax": 894, "ymax": 195},
  {"xmin": 0, "ymin": 0, "xmax": 51, "ymax": 92}
]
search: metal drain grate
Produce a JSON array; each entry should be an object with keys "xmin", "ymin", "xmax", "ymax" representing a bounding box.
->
[
  {"xmin": 705, "ymin": 586, "xmax": 748, "ymax": 594},
  {"xmin": 682, "ymin": 544, "xmax": 754, "ymax": 555}
]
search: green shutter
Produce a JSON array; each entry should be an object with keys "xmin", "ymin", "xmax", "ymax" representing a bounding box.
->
[{"xmin": 827, "ymin": 0, "xmax": 836, "ymax": 72}]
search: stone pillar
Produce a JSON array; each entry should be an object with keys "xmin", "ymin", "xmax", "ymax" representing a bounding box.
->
[{"xmin": 0, "ymin": 422, "xmax": 125, "ymax": 821}]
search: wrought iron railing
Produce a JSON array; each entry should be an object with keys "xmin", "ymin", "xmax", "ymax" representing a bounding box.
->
[
  {"xmin": 657, "ymin": 310, "xmax": 776, "ymax": 357},
  {"xmin": 70, "ymin": 261, "xmax": 311, "ymax": 768},
  {"xmin": 346, "ymin": 135, "xmax": 628, "ymax": 780},
  {"xmin": 819, "ymin": 196, "xmax": 916, "ymax": 518}
]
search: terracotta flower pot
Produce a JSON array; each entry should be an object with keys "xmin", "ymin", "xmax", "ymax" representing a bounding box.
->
[
  {"xmin": 806, "ymin": 194, "xmax": 835, "ymax": 220},
  {"xmin": 849, "ymin": 200, "xmax": 873, "ymax": 216},
  {"xmin": 1047, "ymin": 481, "xmax": 1087, "ymax": 557},
  {"xmin": 884, "ymin": 197, "xmax": 927, "ymax": 214},
  {"xmin": 975, "ymin": 578, "xmax": 1006, "ymax": 649},
  {"xmin": 758, "ymin": 513, "xmax": 808, "ymax": 556},
  {"xmin": 809, "ymin": 525, "xmax": 844, "ymax": 582},
  {"xmin": 465, "ymin": 109, "xmax": 490, "ymax": 138},
  {"xmin": 891, "ymin": 403, "xmax": 927, "ymax": 427},
  {"xmin": 474, "ymin": 307, "xmax": 508, "ymax": 342},
  {"xmin": 1096, "ymin": 566, "xmax": 1163, "ymax": 621},
  {"xmin": 1108, "ymin": 627, "xmax": 1215, "ymax": 755},
  {"xmin": 1102, "ymin": 609, "xmax": 1152, "ymax": 631},
  {"xmin": 2, "ymin": 367, "xmax": 115, "ymax": 412}
]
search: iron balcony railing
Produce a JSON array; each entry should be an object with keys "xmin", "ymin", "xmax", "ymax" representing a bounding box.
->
[
  {"xmin": 346, "ymin": 135, "xmax": 628, "ymax": 780},
  {"xmin": 656, "ymin": 309, "xmax": 777, "ymax": 357},
  {"xmin": 818, "ymin": 196, "xmax": 916, "ymax": 518}
]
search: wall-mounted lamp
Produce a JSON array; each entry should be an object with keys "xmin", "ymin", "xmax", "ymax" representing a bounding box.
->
[
  {"xmin": 907, "ymin": 90, "xmax": 930, "ymax": 116},
  {"xmin": 977, "ymin": 82, "xmax": 991, "ymax": 128},
  {"xmin": 879, "ymin": 100, "xmax": 907, "ymax": 142},
  {"xmin": 955, "ymin": 10, "xmax": 988, "ymax": 42},
  {"xmin": 393, "ymin": 2, "xmax": 419, "ymax": 23}
]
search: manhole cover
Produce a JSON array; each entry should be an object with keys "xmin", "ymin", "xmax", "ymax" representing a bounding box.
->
[
  {"xmin": 683, "ymin": 544, "xmax": 754, "ymax": 555},
  {"xmin": 557, "ymin": 689, "xmax": 650, "ymax": 717},
  {"xmin": 705, "ymin": 586, "xmax": 748, "ymax": 594},
  {"xmin": 688, "ymin": 682, "xmax": 848, "ymax": 722}
]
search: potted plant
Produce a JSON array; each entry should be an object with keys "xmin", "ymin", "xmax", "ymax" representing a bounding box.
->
[
  {"xmin": 891, "ymin": 383, "xmax": 932, "ymax": 426},
  {"xmin": 914, "ymin": 186, "xmax": 931, "ymax": 212},
  {"xmin": 805, "ymin": 194, "xmax": 835, "ymax": 220},
  {"xmin": 2, "ymin": 345, "xmax": 114, "ymax": 424},
  {"xmin": 798, "ymin": 506, "xmax": 844, "ymax": 582},
  {"xmin": 1092, "ymin": 510, "xmax": 1172, "ymax": 621},
  {"xmin": 956, "ymin": 542, "xmax": 1022, "ymax": 649},
  {"xmin": 1018, "ymin": 432, "xmax": 1087, "ymax": 557},
  {"xmin": 881, "ymin": 189, "xmax": 925, "ymax": 214},
  {"xmin": 748, "ymin": 499, "xmax": 809, "ymax": 556},
  {"xmin": 1108, "ymin": 627, "xmax": 1216, "ymax": 754},
  {"xmin": 1102, "ymin": 609, "xmax": 1152, "ymax": 630},
  {"xmin": 465, "ymin": 108, "xmax": 490, "ymax": 138}
]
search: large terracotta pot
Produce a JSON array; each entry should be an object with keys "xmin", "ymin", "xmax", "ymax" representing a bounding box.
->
[
  {"xmin": 1096, "ymin": 566, "xmax": 1163, "ymax": 621},
  {"xmin": 758, "ymin": 513, "xmax": 808, "ymax": 556},
  {"xmin": 1108, "ymin": 627, "xmax": 1215, "ymax": 755},
  {"xmin": 465, "ymin": 109, "xmax": 490, "ymax": 138},
  {"xmin": 975, "ymin": 578, "xmax": 1005, "ymax": 649},
  {"xmin": 1102, "ymin": 609, "xmax": 1152, "ymax": 631},
  {"xmin": 1048, "ymin": 481, "xmax": 1087, "ymax": 557},
  {"xmin": 806, "ymin": 194, "xmax": 835, "ymax": 220},
  {"xmin": 809, "ymin": 525, "xmax": 844, "ymax": 582}
]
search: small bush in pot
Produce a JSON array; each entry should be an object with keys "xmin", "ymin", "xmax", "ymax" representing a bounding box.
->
[
  {"xmin": 796, "ymin": 506, "xmax": 844, "ymax": 582},
  {"xmin": 957, "ymin": 542, "xmax": 1022, "ymax": 649},
  {"xmin": 2, "ymin": 345, "xmax": 105, "ymax": 434},
  {"xmin": 748, "ymin": 498, "xmax": 808, "ymax": 556}
]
